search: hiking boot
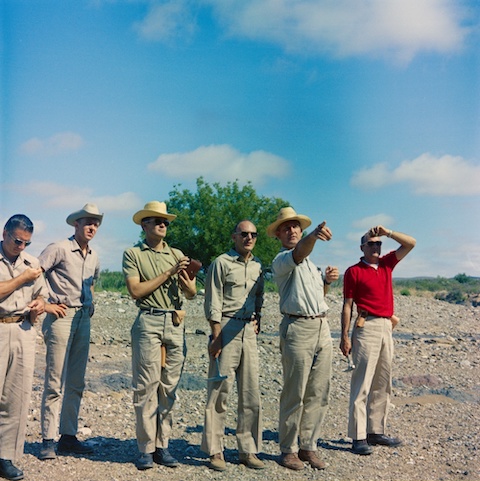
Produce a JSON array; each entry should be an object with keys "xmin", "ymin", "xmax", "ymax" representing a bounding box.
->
[
  {"xmin": 0, "ymin": 459, "xmax": 24, "ymax": 481},
  {"xmin": 38, "ymin": 439, "xmax": 56, "ymax": 460},
  {"xmin": 239, "ymin": 453, "xmax": 265, "ymax": 469},
  {"xmin": 57, "ymin": 434, "xmax": 94, "ymax": 454},
  {"xmin": 352, "ymin": 439, "xmax": 373, "ymax": 455},
  {"xmin": 209, "ymin": 452, "xmax": 226, "ymax": 471},
  {"xmin": 153, "ymin": 448, "xmax": 179, "ymax": 467},
  {"xmin": 280, "ymin": 452, "xmax": 304, "ymax": 470},
  {"xmin": 136, "ymin": 452, "xmax": 153, "ymax": 470},
  {"xmin": 298, "ymin": 449, "xmax": 326, "ymax": 469}
]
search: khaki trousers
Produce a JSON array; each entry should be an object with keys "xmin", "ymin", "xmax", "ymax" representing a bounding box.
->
[
  {"xmin": 279, "ymin": 315, "xmax": 332, "ymax": 453},
  {"xmin": 41, "ymin": 308, "xmax": 91, "ymax": 439},
  {"xmin": 348, "ymin": 316, "xmax": 393, "ymax": 440},
  {"xmin": 0, "ymin": 320, "xmax": 36, "ymax": 461},
  {"xmin": 201, "ymin": 318, "xmax": 262, "ymax": 455},
  {"xmin": 131, "ymin": 311, "xmax": 186, "ymax": 453}
]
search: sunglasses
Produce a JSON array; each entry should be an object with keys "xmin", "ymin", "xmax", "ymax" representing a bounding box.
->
[
  {"xmin": 8, "ymin": 232, "xmax": 32, "ymax": 247},
  {"xmin": 144, "ymin": 218, "xmax": 170, "ymax": 227},
  {"xmin": 237, "ymin": 231, "xmax": 258, "ymax": 238},
  {"xmin": 364, "ymin": 241, "xmax": 382, "ymax": 247}
]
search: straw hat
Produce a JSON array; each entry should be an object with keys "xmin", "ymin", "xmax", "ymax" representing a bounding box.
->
[
  {"xmin": 66, "ymin": 203, "xmax": 103, "ymax": 226},
  {"xmin": 133, "ymin": 201, "xmax": 177, "ymax": 225},
  {"xmin": 266, "ymin": 206, "xmax": 311, "ymax": 238}
]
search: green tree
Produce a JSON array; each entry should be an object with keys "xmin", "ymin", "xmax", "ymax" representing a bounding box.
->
[{"xmin": 164, "ymin": 177, "xmax": 289, "ymax": 268}]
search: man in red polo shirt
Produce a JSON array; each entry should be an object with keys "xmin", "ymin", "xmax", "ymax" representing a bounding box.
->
[{"xmin": 340, "ymin": 225, "xmax": 416, "ymax": 455}]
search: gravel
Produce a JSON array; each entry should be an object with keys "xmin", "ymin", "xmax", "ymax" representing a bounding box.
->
[{"xmin": 22, "ymin": 290, "xmax": 479, "ymax": 481}]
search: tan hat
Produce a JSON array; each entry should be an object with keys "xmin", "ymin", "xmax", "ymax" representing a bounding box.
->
[
  {"xmin": 133, "ymin": 201, "xmax": 177, "ymax": 225},
  {"xmin": 66, "ymin": 203, "xmax": 103, "ymax": 226},
  {"xmin": 266, "ymin": 206, "xmax": 312, "ymax": 238}
]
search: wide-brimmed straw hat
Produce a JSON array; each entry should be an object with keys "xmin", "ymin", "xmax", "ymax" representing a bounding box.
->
[
  {"xmin": 133, "ymin": 201, "xmax": 177, "ymax": 225},
  {"xmin": 266, "ymin": 206, "xmax": 312, "ymax": 238},
  {"xmin": 66, "ymin": 203, "xmax": 104, "ymax": 226}
]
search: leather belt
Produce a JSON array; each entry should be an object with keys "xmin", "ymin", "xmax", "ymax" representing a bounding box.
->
[
  {"xmin": 223, "ymin": 314, "xmax": 253, "ymax": 322},
  {"xmin": 284, "ymin": 313, "xmax": 326, "ymax": 319},
  {"xmin": 141, "ymin": 308, "xmax": 172, "ymax": 316},
  {"xmin": 0, "ymin": 315, "xmax": 26, "ymax": 323}
]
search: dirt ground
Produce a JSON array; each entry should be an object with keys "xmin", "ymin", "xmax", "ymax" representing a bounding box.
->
[{"xmin": 19, "ymin": 290, "xmax": 480, "ymax": 481}]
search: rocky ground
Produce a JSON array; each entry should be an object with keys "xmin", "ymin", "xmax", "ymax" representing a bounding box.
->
[{"xmin": 20, "ymin": 290, "xmax": 480, "ymax": 481}]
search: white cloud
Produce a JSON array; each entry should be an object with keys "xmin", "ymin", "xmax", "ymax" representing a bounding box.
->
[
  {"xmin": 15, "ymin": 182, "xmax": 142, "ymax": 213},
  {"xmin": 347, "ymin": 214, "xmax": 394, "ymax": 243},
  {"xmin": 351, "ymin": 153, "xmax": 480, "ymax": 195},
  {"xmin": 134, "ymin": 0, "xmax": 197, "ymax": 41},
  {"xmin": 20, "ymin": 132, "xmax": 85, "ymax": 156},
  {"xmin": 148, "ymin": 144, "xmax": 291, "ymax": 184},
  {"xmin": 207, "ymin": 0, "xmax": 469, "ymax": 62}
]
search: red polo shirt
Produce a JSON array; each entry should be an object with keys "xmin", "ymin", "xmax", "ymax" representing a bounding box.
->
[{"xmin": 343, "ymin": 250, "xmax": 399, "ymax": 318}]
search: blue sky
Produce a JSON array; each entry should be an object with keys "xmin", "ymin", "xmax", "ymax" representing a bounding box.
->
[{"xmin": 1, "ymin": 0, "xmax": 479, "ymax": 277}]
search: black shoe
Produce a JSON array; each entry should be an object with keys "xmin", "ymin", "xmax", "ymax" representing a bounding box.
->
[
  {"xmin": 38, "ymin": 439, "xmax": 56, "ymax": 460},
  {"xmin": 136, "ymin": 453, "xmax": 153, "ymax": 470},
  {"xmin": 367, "ymin": 433, "xmax": 403, "ymax": 447},
  {"xmin": 57, "ymin": 435, "xmax": 94, "ymax": 454},
  {"xmin": 352, "ymin": 439, "xmax": 373, "ymax": 455},
  {"xmin": 0, "ymin": 459, "xmax": 24, "ymax": 481},
  {"xmin": 153, "ymin": 448, "xmax": 179, "ymax": 467}
]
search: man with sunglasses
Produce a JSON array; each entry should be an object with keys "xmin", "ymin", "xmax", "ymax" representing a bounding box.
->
[
  {"xmin": 267, "ymin": 207, "xmax": 339, "ymax": 471},
  {"xmin": 37, "ymin": 204, "xmax": 103, "ymax": 460},
  {"xmin": 0, "ymin": 214, "xmax": 47, "ymax": 481},
  {"xmin": 201, "ymin": 220, "xmax": 264, "ymax": 471},
  {"xmin": 123, "ymin": 201, "xmax": 197, "ymax": 471},
  {"xmin": 340, "ymin": 225, "xmax": 416, "ymax": 455}
]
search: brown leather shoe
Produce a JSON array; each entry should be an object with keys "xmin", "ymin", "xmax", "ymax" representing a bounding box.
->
[
  {"xmin": 298, "ymin": 449, "xmax": 326, "ymax": 469},
  {"xmin": 280, "ymin": 452, "xmax": 304, "ymax": 470},
  {"xmin": 209, "ymin": 453, "xmax": 226, "ymax": 471},
  {"xmin": 239, "ymin": 453, "xmax": 265, "ymax": 469}
]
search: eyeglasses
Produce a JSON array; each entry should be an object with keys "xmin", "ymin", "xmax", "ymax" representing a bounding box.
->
[
  {"xmin": 144, "ymin": 218, "xmax": 170, "ymax": 227},
  {"xmin": 237, "ymin": 231, "xmax": 258, "ymax": 238},
  {"xmin": 7, "ymin": 232, "xmax": 32, "ymax": 247},
  {"xmin": 364, "ymin": 241, "xmax": 382, "ymax": 247}
]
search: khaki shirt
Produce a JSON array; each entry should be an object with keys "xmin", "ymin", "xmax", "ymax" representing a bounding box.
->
[
  {"xmin": 272, "ymin": 247, "xmax": 328, "ymax": 317},
  {"xmin": 204, "ymin": 249, "xmax": 264, "ymax": 322},
  {"xmin": 38, "ymin": 236, "xmax": 100, "ymax": 308},
  {"xmin": 122, "ymin": 240, "xmax": 184, "ymax": 310},
  {"xmin": 0, "ymin": 242, "xmax": 48, "ymax": 317}
]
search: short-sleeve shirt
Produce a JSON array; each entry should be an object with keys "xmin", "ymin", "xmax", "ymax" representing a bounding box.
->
[
  {"xmin": 343, "ymin": 250, "xmax": 399, "ymax": 318},
  {"xmin": 204, "ymin": 248, "xmax": 264, "ymax": 322},
  {"xmin": 38, "ymin": 236, "xmax": 100, "ymax": 308},
  {"xmin": 0, "ymin": 242, "xmax": 49, "ymax": 317},
  {"xmin": 272, "ymin": 248, "xmax": 328, "ymax": 317},
  {"xmin": 122, "ymin": 240, "xmax": 184, "ymax": 310}
]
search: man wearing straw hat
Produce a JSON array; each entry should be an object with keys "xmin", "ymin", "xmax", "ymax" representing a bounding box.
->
[
  {"xmin": 267, "ymin": 207, "xmax": 338, "ymax": 471},
  {"xmin": 0, "ymin": 214, "xmax": 47, "ymax": 481},
  {"xmin": 201, "ymin": 220, "xmax": 264, "ymax": 472},
  {"xmin": 38, "ymin": 203, "xmax": 103, "ymax": 461},
  {"xmin": 123, "ymin": 201, "xmax": 197, "ymax": 471}
]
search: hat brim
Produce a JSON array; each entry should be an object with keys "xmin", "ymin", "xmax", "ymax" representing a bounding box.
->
[
  {"xmin": 133, "ymin": 210, "xmax": 177, "ymax": 225},
  {"xmin": 267, "ymin": 215, "xmax": 311, "ymax": 238},
  {"xmin": 66, "ymin": 212, "xmax": 104, "ymax": 226}
]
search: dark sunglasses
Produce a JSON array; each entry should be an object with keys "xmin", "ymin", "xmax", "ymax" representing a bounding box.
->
[
  {"xmin": 237, "ymin": 231, "xmax": 258, "ymax": 238},
  {"xmin": 144, "ymin": 218, "xmax": 170, "ymax": 227},
  {"xmin": 364, "ymin": 241, "xmax": 382, "ymax": 247},
  {"xmin": 8, "ymin": 232, "xmax": 32, "ymax": 247}
]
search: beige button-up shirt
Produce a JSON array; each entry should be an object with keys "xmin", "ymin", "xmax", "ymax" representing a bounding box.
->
[
  {"xmin": 272, "ymin": 247, "xmax": 328, "ymax": 317},
  {"xmin": 0, "ymin": 243, "xmax": 48, "ymax": 317},
  {"xmin": 38, "ymin": 236, "xmax": 100, "ymax": 308},
  {"xmin": 204, "ymin": 248, "xmax": 264, "ymax": 322}
]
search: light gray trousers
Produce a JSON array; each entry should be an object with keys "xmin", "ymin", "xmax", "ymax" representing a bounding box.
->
[
  {"xmin": 201, "ymin": 318, "xmax": 262, "ymax": 456},
  {"xmin": 279, "ymin": 315, "xmax": 332, "ymax": 453},
  {"xmin": 0, "ymin": 320, "xmax": 36, "ymax": 461},
  {"xmin": 41, "ymin": 307, "xmax": 91, "ymax": 439}
]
